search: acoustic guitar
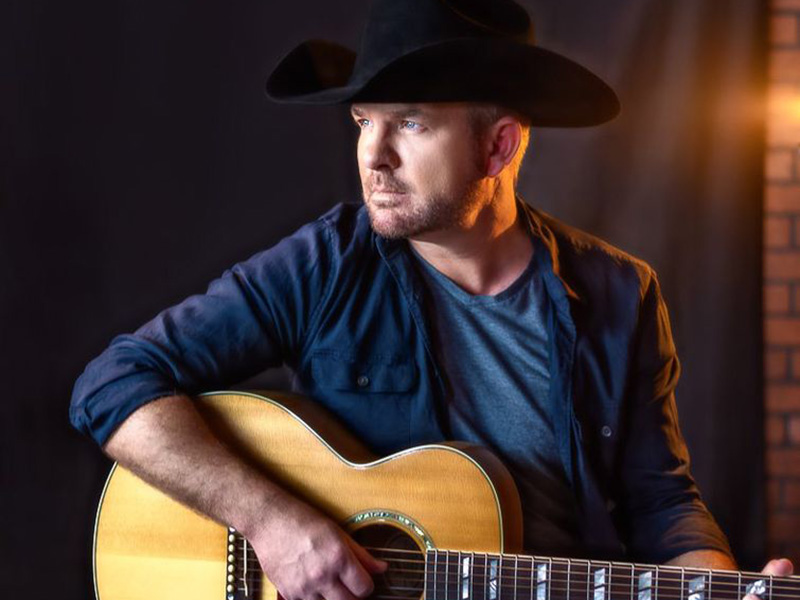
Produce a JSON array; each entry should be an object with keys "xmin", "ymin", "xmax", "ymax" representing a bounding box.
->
[{"xmin": 94, "ymin": 391, "xmax": 798, "ymax": 600}]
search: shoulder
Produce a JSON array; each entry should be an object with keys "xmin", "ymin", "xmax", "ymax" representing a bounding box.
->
[
  {"xmin": 223, "ymin": 202, "xmax": 373, "ymax": 294},
  {"xmin": 529, "ymin": 205, "xmax": 657, "ymax": 303},
  {"xmin": 248, "ymin": 202, "xmax": 371, "ymax": 264}
]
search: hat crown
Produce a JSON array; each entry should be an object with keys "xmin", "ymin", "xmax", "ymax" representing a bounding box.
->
[{"xmin": 353, "ymin": 0, "xmax": 533, "ymax": 78}]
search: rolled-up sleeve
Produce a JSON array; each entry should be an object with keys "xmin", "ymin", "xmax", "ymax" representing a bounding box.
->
[
  {"xmin": 70, "ymin": 217, "xmax": 334, "ymax": 446},
  {"xmin": 617, "ymin": 271, "xmax": 733, "ymax": 563}
]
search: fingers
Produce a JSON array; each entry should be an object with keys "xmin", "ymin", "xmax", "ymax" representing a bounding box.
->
[
  {"xmin": 347, "ymin": 537, "xmax": 389, "ymax": 574},
  {"xmin": 339, "ymin": 546, "xmax": 379, "ymax": 598},
  {"xmin": 761, "ymin": 558, "xmax": 794, "ymax": 576},
  {"xmin": 321, "ymin": 580, "xmax": 366, "ymax": 600}
]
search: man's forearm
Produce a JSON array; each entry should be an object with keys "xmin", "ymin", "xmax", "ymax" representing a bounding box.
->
[
  {"xmin": 101, "ymin": 393, "xmax": 385, "ymax": 600},
  {"xmin": 102, "ymin": 394, "xmax": 295, "ymax": 539},
  {"xmin": 665, "ymin": 549, "xmax": 737, "ymax": 570}
]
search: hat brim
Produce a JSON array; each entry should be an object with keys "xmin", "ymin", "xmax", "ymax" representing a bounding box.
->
[{"xmin": 266, "ymin": 38, "xmax": 620, "ymax": 127}]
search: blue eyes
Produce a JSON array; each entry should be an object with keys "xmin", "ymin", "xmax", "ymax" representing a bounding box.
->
[{"xmin": 354, "ymin": 118, "xmax": 423, "ymax": 132}]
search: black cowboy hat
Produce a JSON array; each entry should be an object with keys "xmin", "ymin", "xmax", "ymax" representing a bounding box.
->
[{"xmin": 265, "ymin": 0, "xmax": 620, "ymax": 127}]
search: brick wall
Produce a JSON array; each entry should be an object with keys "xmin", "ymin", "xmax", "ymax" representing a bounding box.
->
[{"xmin": 765, "ymin": 0, "xmax": 800, "ymax": 563}]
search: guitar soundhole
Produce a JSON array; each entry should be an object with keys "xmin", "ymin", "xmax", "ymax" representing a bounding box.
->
[{"xmin": 351, "ymin": 524, "xmax": 426, "ymax": 600}]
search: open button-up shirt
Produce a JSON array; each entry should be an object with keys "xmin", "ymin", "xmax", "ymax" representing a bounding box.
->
[{"xmin": 70, "ymin": 201, "xmax": 733, "ymax": 563}]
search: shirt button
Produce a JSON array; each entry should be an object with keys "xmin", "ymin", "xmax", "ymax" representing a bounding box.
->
[
  {"xmin": 356, "ymin": 375, "xmax": 370, "ymax": 388},
  {"xmin": 601, "ymin": 425, "xmax": 613, "ymax": 438}
]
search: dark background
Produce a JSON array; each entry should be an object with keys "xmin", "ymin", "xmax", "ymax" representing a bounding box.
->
[{"xmin": 1, "ymin": 1, "xmax": 767, "ymax": 597}]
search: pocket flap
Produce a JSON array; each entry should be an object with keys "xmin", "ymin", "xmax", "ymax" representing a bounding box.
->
[{"xmin": 311, "ymin": 353, "xmax": 417, "ymax": 393}]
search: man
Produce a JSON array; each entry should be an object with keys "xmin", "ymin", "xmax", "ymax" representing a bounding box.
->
[{"xmin": 70, "ymin": 1, "xmax": 792, "ymax": 599}]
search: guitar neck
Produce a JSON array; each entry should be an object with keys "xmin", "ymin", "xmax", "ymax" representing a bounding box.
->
[{"xmin": 423, "ymin": 550, "xmax": 799, "ymax": 600}]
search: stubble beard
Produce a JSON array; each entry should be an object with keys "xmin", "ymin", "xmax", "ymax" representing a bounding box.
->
[
  {"xmin": 362, "ymin": 171, "xmax": 485, "ymax": 240},
  {"xmin": 364, "ymin": 186, "xmax": 484, "ymax": 239}
]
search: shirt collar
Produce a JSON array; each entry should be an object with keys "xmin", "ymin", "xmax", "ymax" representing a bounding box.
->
[{"xmin": 373, "ymin": 197, "xmax": 583, "ymax": 305}]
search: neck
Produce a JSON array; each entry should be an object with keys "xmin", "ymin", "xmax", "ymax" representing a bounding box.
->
[
  {"xmin": 422, "ymin": 548, "xmax": 791, "ymax": 600},
  {"xmin": 409, "ymin": 179, "xmax": 532, "ymax": 296}
]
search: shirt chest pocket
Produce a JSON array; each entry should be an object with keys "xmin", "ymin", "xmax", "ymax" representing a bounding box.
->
[{"xmin": 310, "ymin": 352, "xmax": 417, "ymax": 394}]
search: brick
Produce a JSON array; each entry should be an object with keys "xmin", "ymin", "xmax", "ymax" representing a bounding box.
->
[
  {"xmin": 767, "ymin": 447, "xmax": 800, "ymax": 476},
  {"xmin": 767, "ymin": 348, "xmax": 790, "ymax": 378},
  {"xmin": 771, "ymin": 15, "xmax": 799, "ymax": 46},
  {"xmin": 773, "ymin": 321, "xmax": 800, "ymax": 349},
  {"xmin": 766, "ymin": 215, "xmax": 793, "ymax": 247},
  {"xmin": 767, "ymin": 384, "xmax": 800, "ymax": 410},
  {"xmin": 766, "ymin": 149, "xmax": 795, "ymax": 182},
  {"xmin": 773, "ymin": 0, "xmax": 800, "ymax": 9},
  {"xmin": 767, "ymin": 185, "xmax": 800, "ymax": 212},
  {"xmin": 771, "ymin": 50, "xmax": 800, "ymax": 81},
  {"xmin": 764, "ymin": 252, "xmax": 800, "ymax": 279},
  {"xmin": 766, "ymin": 283, "xmax": 792, "ymax": 313},
  {"xmin": 768, "ymin": 512, "xmax": 800, "ymax": 542},
  {"xmin": 791, "ymin": 350, "xmax": 800, "ymax": 377},
  {"xmin": 767, "ymin": 85, "xmax": 800, "ymax": 147},
  {"xmin": 770, "ymin": 414, "xmax": 789, "ymax": 444},
  {"xmin": 766, "ymin": 317, "xmax": 800, "ymax": 344},
  {"xmin": 767, "ymin": 317, "xmax": 800, "ymax": 343}
]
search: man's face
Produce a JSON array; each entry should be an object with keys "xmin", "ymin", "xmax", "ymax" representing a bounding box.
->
[{"xmin": 351, "ymin": 102, "xmax": 487, "ymax": 239}]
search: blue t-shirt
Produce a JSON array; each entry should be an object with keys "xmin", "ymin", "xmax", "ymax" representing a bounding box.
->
[{"xmin": 413, "ymin": 247, "xmax": 580, "ymax": 555}]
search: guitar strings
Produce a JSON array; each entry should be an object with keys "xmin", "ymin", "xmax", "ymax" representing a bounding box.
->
[
  {"xmin": 238, "ymin": 555, "xmax": 800, "ymax": 591},
  {"xmin": 236, "ymin": 547, "xmax": 800, "ymax": 595},
  {"xmin": 230, "ymin": 576, "xmax": 800, "ymax": 600},
  {"xmin": 237, "ymin": 557, "xmax": 800, "ymax": 597}
]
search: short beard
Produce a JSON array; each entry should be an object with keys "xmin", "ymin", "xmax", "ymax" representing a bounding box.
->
[{"xmin": 364, "ymin": 180, "xmax": 484, "ymax": 240}]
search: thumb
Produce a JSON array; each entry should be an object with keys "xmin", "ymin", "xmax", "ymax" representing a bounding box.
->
[
  {"xmin": 762, "ymin": 558, "xmax": 794, "ymax": 577},
  {"xmin": 348, "ymin": 538, "xmax": 389, "ymax": 574}
]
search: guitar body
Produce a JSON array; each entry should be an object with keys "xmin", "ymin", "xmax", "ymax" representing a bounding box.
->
[{"xmin": 94, "ymin": 391, "xmax": 524, "ymax": 600}]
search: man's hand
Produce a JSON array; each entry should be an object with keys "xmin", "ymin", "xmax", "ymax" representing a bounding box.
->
[
  {"xmin": 103, "ymin": 395, "xmax": 387, "ymax": 600},
  {"xmin": 742, "ymin": 558, "xmax": 794, "ymax": 600},
  {"xmin": 248, "ymin": 499, "xmax": 387, "ymax": 600},
  {"xmin": 759, "ymin": 558, "xmax": 794, "ymax": 577}
]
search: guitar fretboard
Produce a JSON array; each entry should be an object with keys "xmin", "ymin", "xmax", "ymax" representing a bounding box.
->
[{"xmin": 423, "ymin": 550, "xmax": 799, "ymax": 600}]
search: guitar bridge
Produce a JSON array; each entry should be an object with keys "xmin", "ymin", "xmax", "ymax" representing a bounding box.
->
[{"xmin": 226, "ymin": 527, "xmax": 260, "ymax": 600}]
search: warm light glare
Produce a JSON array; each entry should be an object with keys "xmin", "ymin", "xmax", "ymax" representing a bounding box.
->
[{"xmin": 767, "ymin": 85, "xmax": 800, "ymax": 148}]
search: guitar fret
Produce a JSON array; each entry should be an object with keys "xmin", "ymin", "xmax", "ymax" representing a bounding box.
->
[
  {"xmin": 637, "ymin": 566, "xmax": 652, "ymax": 600},
  {"xmin": 627, "ymin": 563, "xmax": 634, "ymax": 600},
  {"xmin": 470, "ymin": 552, "xmax": 475, "ymax": 600},
  {"xmin": 445, "ymin": 550, "xmax": 451, "ymax": 600},
  {"xmin": 654, "ymin": 565, "xmax": 660, "ymax": 600},
  {"xmin": 709, "ymin": 568, "xmax": 714, "ymax": 600},
  {"xmin": 536, "ymin": 559, "xmax": 549, "ymax": 600},
  {"xmin": 460, "ymin": 552, "xmax": 468, "ymax": 600},
  {"xmin": 681, "ymin": 567, "xmax": 686, "ymax": 600},
  {"xmin": 425, "ymin": 550, "xmax": 431, "ymax": 600},
  {"xmin": 428, "ymin": 549, "xmax": 800, "ymax": 600},
  {"xmin": 528, "ymin": 556, "xmax": 535, "ymax": 600},
  {"xmin": 482, "ymin": 553, "xmax": 490, "ymax": 600}
]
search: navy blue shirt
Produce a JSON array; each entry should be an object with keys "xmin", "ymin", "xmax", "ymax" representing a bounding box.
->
[{"xmin": 70, "ymin": 200, "xmax": 733, "ymax": 563}]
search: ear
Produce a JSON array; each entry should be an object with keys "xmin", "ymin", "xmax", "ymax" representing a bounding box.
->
[{"xmin": 485, "ymin": 117, "xmax": 522, "ymax": 178}]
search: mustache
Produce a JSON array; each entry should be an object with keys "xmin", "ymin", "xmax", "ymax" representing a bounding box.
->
[{"xmin": 365, "ymin": 175, "xmax": 410, "ymax": 194}]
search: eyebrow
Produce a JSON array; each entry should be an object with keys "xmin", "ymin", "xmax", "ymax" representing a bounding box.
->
[{"xmin": 350, "ymin": 106, "xmax": 426, "ymax": 119}]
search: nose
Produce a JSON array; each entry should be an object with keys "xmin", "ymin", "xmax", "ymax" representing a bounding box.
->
[{"xmin": 359, "ymin": 125, "xmax": 400, "ymax": 171}]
